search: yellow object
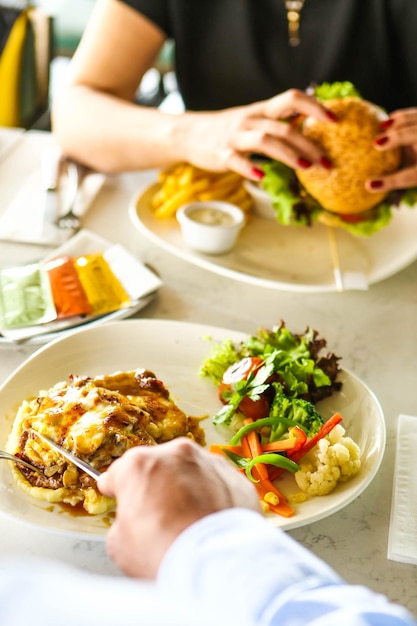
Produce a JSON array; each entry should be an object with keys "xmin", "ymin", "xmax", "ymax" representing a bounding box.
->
[
  {"xmin": 0, "ymin": 6, "xmax": 51, "ymax": 128},
  {"xmin": 0, "ymin": 9, "xmax": 29, "ymax": 127},
  {"xmin": 264, "ymin": 491, "xmax": 280, "ymax": 506},
  {"xmin": 74, "ymin": 253, "xmax": 131, "ymax": 316},
  {"xmin": 151, "ymin": 162, "xmax": 253, "ymax": 218},
  {"xmin": 259, "ymin": 501, "xmax": 270, "ymax": 514},
  {"xmin": 290, "ymin": 492, "xmax": 308, "ymax": 504}
]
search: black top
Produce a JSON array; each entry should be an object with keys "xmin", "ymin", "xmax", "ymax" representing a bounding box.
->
[{"xmin": 118, "ymin": 0, "xmax": 417, "ymax": 112}]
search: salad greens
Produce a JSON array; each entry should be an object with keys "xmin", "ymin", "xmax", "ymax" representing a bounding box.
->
[{"xmin": 200, "ymin": 322, "xmax": 342, "ymax": 429}]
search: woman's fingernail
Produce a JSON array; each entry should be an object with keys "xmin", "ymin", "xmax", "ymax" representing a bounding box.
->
[
  {"xmin": 251, "ymin": 167, "xmax": 265, "ymax": 179},
  {"xmin": 370, "ymin": 179, "xmax": 384, "ymax": 189},
  {"xmin": 375, "ymin": 136, "xmax": 389, "ymax": 146},
  {"xmin": 297, "ymin": 157, "xmax": 312, "ymax": 169},
  {"xmin": 320, "ymin": 156, "xmax": 333, "ymax": 170},
  {"xmin": 325, "ymin": 109, "xmax": 338, "ymax": 122},
  {"xmin": 380, "ymin": 119, "xmax": 394, "ymax": 130}
]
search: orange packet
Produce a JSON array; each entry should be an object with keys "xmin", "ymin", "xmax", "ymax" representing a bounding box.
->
[
  {"xmin": 45, "ymin": 256, "xmax": 92, "ymax": 318},
  {"xmin": 74, "ymin": 252, "xmax": 131, "ymax": 316}
]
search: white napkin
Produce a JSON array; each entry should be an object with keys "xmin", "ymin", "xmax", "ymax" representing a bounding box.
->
[
  {"xmin": 387, "ymin": 414, "xmax": 417, "ymax": 564},
  {"xmin": 0, "ymin": 167, "xmax": 105, "ymax": 247}
]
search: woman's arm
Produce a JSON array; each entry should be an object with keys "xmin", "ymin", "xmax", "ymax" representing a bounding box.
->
[
  {"xmin": 51, "ymin": 0, "xmax": 335, "ymax": 178},
  {"xmin": 51, "ymin": 0, "xmax": 182, "ymax": 172}
]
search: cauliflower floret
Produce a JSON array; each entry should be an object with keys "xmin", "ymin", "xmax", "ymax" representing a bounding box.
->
[{"xmin": 294, "ymin": 424, "xmax": 361, "ymax": 496}]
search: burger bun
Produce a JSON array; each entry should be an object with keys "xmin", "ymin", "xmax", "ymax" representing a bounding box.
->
[{"xmin": 295, "ymin": 97, "xmax": 401, "ymax": 215}]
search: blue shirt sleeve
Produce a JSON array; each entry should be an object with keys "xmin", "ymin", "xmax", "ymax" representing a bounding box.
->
[
  {"xmin": 158, "ymin": 508, "xmax": 417, "ymax": 626},
  {"xmin": 0, "ymin": 509, "xmax": 415, "ymax": 625}
]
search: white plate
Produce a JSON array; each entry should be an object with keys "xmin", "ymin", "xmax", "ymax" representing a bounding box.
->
[
  {"xmin": 0, "ymin": 229, "xmax": 162, "ymax": 346},
  {"xmin": 129, "ymin": 183, "xmax": 417, "ymax": 292},
  {"xmin": 0, "ymin": 319, "xmax": 385, "ymax": 539}
]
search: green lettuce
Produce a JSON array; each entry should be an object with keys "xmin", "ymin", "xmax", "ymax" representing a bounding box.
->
[
  {"xmin": 261, "ymin": 161, "xmax": 321, "ymax": 226},
  {"xmin": 313, "ymin": 81, "xmax": 361, "ymax": 101},
  {"xmin": 199, "ymin": 322, "xmax": 342, "ymax": 406}
]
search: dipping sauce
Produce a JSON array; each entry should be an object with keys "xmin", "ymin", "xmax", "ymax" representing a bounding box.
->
[
  {"xmin": 176, "ymin": 200, "xmax": 246, "ymax": 255},
  {"xmin": 188, "ymin": 207, "xmax": 237, "ymax": 227}
]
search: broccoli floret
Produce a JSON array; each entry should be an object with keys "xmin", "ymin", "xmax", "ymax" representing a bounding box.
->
[{"xmin": 269, "ymin": 393, "xmax": 324, "ymax": 440}]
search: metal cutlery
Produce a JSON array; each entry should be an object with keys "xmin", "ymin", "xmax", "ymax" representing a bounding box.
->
[
  {"xmin": 40, "ymin": 147, "xmax": 61, "ymax": 231},
  {"xmin": 0, "ymin": 449, "xmax": 42, "ymax": 473},
  {"xmin": 31, "ymin": 430, "xmax": 101, "ymax": 480},
  {"xmin": 55, "ymin": 161, "xmax": 82, "ymax": 231}
]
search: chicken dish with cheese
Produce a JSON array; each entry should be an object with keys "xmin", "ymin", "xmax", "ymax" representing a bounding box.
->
[{"xmin": 6, "ymin": 369, "xmax": 205, "ymax": 514}]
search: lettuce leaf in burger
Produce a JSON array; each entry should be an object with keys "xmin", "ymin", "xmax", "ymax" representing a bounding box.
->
[{"xmin": 260, "ymin": 81, "xmax": 417, "ymax": 236}]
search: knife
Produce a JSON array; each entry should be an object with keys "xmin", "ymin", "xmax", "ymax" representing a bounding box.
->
[
  {"xmin": 31, "ymin": 430, "xmax": 101, "ymax": 480},
  {"xmin": 40, "ymin": 148, "xmax": 61, "ymax": 236}
]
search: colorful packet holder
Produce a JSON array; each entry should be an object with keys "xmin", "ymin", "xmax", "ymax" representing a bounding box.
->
[{"xmin": 0, "ymin": 229, "xmax": 162, "ymax": 342}]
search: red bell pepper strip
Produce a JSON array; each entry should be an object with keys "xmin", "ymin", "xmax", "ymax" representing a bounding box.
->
[
  {"xmin": 290, "ymin": 413, "xmax": 343, "ymax": 462},
  {"xmin": 268, "ymin": 413, "xmax": 343, "ymax": 481}
]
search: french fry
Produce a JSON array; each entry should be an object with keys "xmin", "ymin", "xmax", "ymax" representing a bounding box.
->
[
  {"xmin": 223, "ymin": 185, "xmax": 251, "ymax": 206},
  {"xmin": 154, "ymin": 177, "xmax": 211, "ymax": 219},
  {"xmin": 151, "ymin": 162, "xmax": 253, "ymax": 218},
  {"xmin": 197, "ymin": 181, "xmax": 238, "ymax": 201}
]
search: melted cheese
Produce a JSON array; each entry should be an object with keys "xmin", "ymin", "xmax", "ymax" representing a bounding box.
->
[{"xmin": 6, "ymin": 369, "xmax": 206, "ymax": 514}]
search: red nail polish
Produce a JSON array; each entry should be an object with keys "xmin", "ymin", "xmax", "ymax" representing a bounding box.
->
[
  {"xmin": 297, "ymin": 157, "xmax": 312, "ymax": 169},
  {"xmin": 370, "ymin": 179, "xmax": 384, "ymax": 189},
  {"xmin": 325, "ymin": 110, "xmax": 338, "ymax": 122},
  {"xmin": 380, "ymin": 119, "xmax": 394, "ymax": 130},
  {"xmin": 375, "ymin": 136, "xmax": 389, "ymax": 146},
  {"xmin": 320, "ymin": 156, "xmax": 333, "ymax": 170},
  {"xmin": 251, "ymin": 167, "xmax": 265, "ymax": 179}
]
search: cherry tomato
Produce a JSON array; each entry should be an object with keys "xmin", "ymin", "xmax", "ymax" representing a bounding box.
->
[
  {"xmin": 222, "ymin": 356, "xmax": 264, "ymax": 384},
  {"xmin": 219, "ymin": 357, "xmax": 270, "ymax": 420}
]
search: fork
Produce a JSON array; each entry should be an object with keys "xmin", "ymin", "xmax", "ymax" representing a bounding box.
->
[
  {"xmin": 0, "ymin": 449, "xmax": 41, "ymax": 473},
  {"xmin": 55, "ymin": 161, "xmax": 81, "ymax": 231}
]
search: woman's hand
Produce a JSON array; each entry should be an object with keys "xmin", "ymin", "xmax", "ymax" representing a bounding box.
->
[
  {"xmin": 367, "ymin": 108, "xmax": 417, "ymax": 192},
  {"xmin": 180, "ymin": 89, "xmax": 337, "ymax": 180},
  {"xmin": 97, "ymin": 438, "xmax": 260, "ymax": 580}
]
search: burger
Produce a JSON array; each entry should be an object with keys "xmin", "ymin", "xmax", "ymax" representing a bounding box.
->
[{"xmin": 259, "ymin": 82, "xmax": 417, "ymax": 236}]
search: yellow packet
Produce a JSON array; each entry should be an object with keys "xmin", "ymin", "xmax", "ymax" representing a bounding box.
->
[{"xmin": 74, "ymin": 253, "xmax": 131, "ymax": 316}]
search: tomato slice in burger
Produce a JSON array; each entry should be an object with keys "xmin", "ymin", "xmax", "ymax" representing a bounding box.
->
[
  {"xmin": 219, "ymin": 356, "xmax": 270, "ymax": 420},
  {"xmin": 339, "ymin": 213, "xmax": 366, "ymax": 223}
]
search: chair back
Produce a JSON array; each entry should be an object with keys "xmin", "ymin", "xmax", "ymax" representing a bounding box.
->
[{"xmin": 0, "ymin": 4, "xmax": 52, "ymax": 127}]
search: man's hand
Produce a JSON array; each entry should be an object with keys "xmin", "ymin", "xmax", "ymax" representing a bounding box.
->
[{"xmin": 97, "ymin": 438, "xmax": 260, "ymax": 579}]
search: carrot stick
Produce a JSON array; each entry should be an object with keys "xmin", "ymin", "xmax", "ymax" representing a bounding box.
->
[
  {"xmin": 241, "ymin": 418, "xmax": 269, "ymax": 481},
  {"xmin": 254, "ymin": 481, "xmax": 294, "ymax": 517},
  {"xmin": 209, "ymin": 444, "xmax": 243, "ymax": 456},
  {"xmin": 261, "ymin": 426, "xmax": 307, "ymax": 453}
]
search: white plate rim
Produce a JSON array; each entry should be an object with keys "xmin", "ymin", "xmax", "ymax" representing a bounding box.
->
[
  {"xmin": 129, "ymin": 182, "xmax": 417, "ymax": 293},
  {"xmin": 0, "ymin": 318, "xmax": 386, "ymax": 538}
]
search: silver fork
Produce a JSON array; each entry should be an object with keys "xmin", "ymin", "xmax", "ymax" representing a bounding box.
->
[
  {"xmin": 55, "ymin": 161, "xmax": 81, "ymax": 231},
  {"xmin": 0, "ymin": 449, "xmax": 41, "ymax": 473}
]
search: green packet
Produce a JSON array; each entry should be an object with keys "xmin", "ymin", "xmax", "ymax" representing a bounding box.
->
[{"xmin": 0, "ymin": 262, "xmax": 57, "ymax": 330}]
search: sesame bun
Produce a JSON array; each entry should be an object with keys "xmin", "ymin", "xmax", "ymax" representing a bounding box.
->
[{"xmin": 295, "ymin": 97, "xmax": 401, "ymax": 215}]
